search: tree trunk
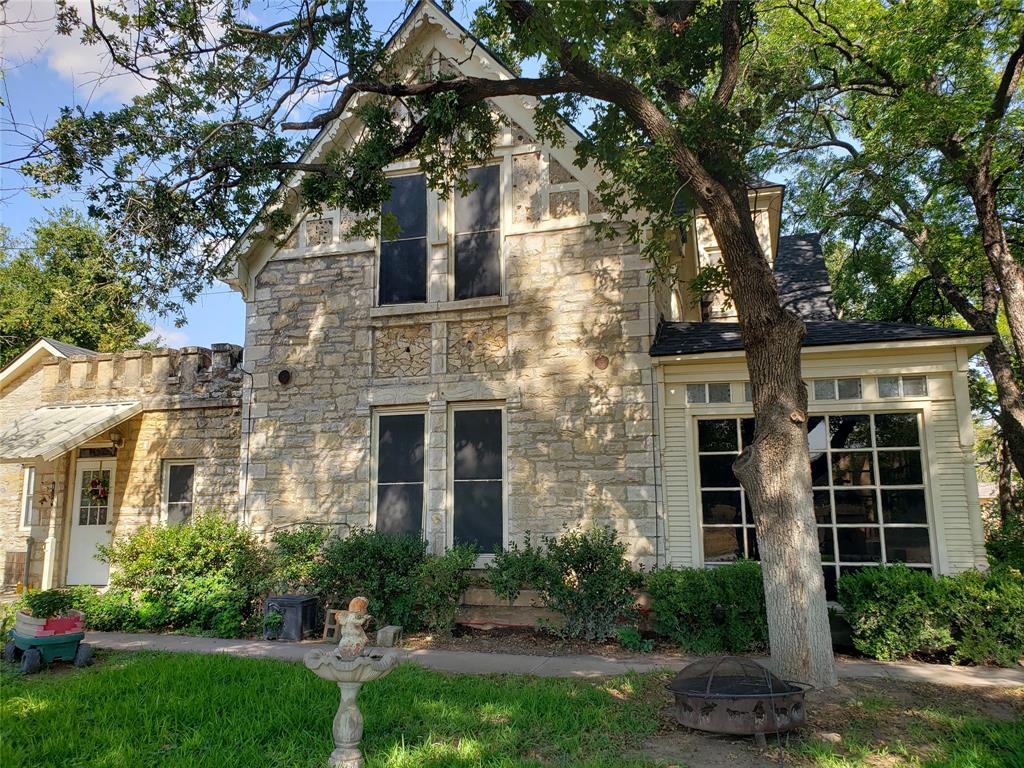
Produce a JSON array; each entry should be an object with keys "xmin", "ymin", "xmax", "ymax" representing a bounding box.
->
[
  {"xmin": 998, "ymin": 436, "xmax": 1013, "ymax": 526},
  {"xmin": 700, "ymin": 182, "xmax": 838, "ymax": 689},
  {"xmin": 986, "ymin": 340, "xmax": 1024, "ymax": 480},
  {"xmin": 967, "ymin": 170, "xmax": 1024, "ymax": 364}
]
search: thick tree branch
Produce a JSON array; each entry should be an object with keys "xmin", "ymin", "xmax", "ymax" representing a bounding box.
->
[{"xmin": 713, "ymin": 0, "xmax": 742, "ymax": 105}]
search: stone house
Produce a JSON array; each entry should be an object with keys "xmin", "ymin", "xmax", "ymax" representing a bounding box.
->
[{"xmin": 0, "ymin": 1, "xmax": 989, "ymax": 597}]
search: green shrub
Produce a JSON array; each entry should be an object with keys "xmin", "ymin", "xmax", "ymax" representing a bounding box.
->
[
  {"xmin": 838, "ymin": 565, "xmax": 953, "ymax": 661},
  {"xmin": 986, "ymin": 515, "xmax": 1024, "ymax": 570},
  {"xmin": 310, "ymin": 528, "xmax": 427, "ymax": 629},
  {"xmin": 269, "ymin": 524, "xmax": 331, "ymax": 593},
  {"xmin": 416, "ymin": 545, "xmax": 478, "ymax": 635},
  {"xmin": 99, "ymin": 513, "xmax": 271, "ymax": 637},
  {"xmin": 615, "ymin": 626, "xmax": 653, "ymax": 653},
  {"xmin": 646, "ymin": 560, "xmax": 768, "ymax": 654},
  {"xmin": 487, "ymin": 532, "xmax": 548, "ymax": 603},
  {"xmin": 532, "ymin": 527, "xmax": 642, "ymax": 642},
  {"xmin": 20, "ymin": 586, "xmax": 97, "ymax": 618},
  {"xmin": 86, "ymin": 589, "xmax": 140, "ymax": 631},
  {"xmin": 942, "ymin": 568, "xmax": 1024, "ymax": 666}
]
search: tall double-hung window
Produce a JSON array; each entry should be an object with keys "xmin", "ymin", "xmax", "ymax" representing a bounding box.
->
[
  {"xmin": 453, "ymin": 165, "xmax": 501, "ymax": 299},
  {"xmin": 379, "ymin": 174, "xmax": 428, "ymax": 305},
  {"xmin": 375, "ymin": 413, "xmax": 426, "ymax": 535},
  {"xmin": 377, "ymin": 165, "xmax": 501, "ymax": 305}
]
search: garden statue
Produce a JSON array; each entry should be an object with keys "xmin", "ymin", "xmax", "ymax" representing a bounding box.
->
[{"xmin": 304, "ymin": 596, "xmax": 398, "ymax": 768}]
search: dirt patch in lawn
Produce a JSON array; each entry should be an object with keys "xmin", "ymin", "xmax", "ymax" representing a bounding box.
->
[
  {"xmin": 634, "ymin": 677, "xmax": 1023, "ymax": 767},
  {"xmin": 402, "ymin": 625, "xmax": 692, "ymax": 658}
]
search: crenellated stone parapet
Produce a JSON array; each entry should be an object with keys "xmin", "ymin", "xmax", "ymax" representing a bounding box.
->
[{"xmin": 40, "ymin": 343, "xmax": 244, "ymax": 410}]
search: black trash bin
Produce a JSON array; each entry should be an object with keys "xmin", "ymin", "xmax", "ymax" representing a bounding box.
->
[{"xmin": 264, "ymin": 595, "xmax": 318, "ymax": 641}]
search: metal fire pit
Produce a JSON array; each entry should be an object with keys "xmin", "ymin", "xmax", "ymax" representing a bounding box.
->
[{"xmin": 667, "ymin": 656, "xmax": 807, "ymax": 736}]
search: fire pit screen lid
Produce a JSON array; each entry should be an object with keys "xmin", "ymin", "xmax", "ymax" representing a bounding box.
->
[{"xmin": 666, "ymin": 656, "xmax": 799, "ymax": 699}]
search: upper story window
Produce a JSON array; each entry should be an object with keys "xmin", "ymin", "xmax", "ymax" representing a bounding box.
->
[
  {"xmin": 878, "ymin": 375, "xmax": 927, "ymax": 398},
  {"xmin": 379, "ymin": 174, "xmax": 428, "ymax": 305},
  {"xmin": 453, "ymin": 165, "xmax": 501, "ymax": 299},
  {"xmin": 813, "ymin": 378, "xmax": 862, "ymax": 401},
  {"xmin": 163, "ymin": 461, "xmax": 195, "ymax": 525}
]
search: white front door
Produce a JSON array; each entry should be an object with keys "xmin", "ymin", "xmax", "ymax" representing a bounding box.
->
[{"xmin": 67, "ymin": 459, "xmax": 115, "ymax": 585}]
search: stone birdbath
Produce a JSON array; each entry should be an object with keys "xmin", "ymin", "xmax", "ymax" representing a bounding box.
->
[{"xmin": 304, "ymin": 596, "xmax": 398, "ymax": 768}]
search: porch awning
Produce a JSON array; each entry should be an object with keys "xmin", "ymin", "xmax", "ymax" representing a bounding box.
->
[{"xmin": 0, "ymin": 401, "xmax": 142, "ymax": 463}]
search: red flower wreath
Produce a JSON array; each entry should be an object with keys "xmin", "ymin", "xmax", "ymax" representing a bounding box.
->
[{"xmin": 87, "ymin": 476, "xmax": 109, "ymax": 504}]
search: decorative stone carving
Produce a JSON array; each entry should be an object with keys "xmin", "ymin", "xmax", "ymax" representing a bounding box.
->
[
  {"xmin": 447, "ymin": 318, "xmax": 508, "ymax": 374},
  {"xmin": 548, "ymin": 156, "xmax": 575, "ymax": 185},
  {"xmin": 306, "ymin": 218, "xmax": 334, "ymax": 247},
  {"xmin": 512, "ymin": 153, "xmax": 543, "ymax": 223},
  {"xmin": 374, "ymin": 324, "xmax": 431, "ymax": 377},
  {"xmin": 509, "ymin": 119, "xmax": 535, "ymax": 144},
  {"xmin": 549, "ymin": 190, "xmax": 581, "ymax": 219},
  {"xmin": 588, "ymin": 191, "xmax": 606, "ymax": 214}
]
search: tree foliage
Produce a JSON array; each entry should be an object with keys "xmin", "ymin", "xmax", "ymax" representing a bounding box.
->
[{"xmin": 0, "ymin": 210, "xmax": 149, "ymax": 366}]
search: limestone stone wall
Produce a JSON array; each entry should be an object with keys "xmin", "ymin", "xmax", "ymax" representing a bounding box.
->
[{"xmin": 242, "ymin": 178, "xmax": 663, "ymax": 564}]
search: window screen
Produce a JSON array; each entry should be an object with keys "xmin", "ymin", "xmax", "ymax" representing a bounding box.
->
[
  {"xmin": 376, "ymin": 414, "xmax": 425, "ymax": 536},
  {"xmin": 165, "ymin": 463, "xmax": 195, "ymax": 525},
  {"xmin": 21, "ymin": 466, "xmax": 37, "ymax": 527},
  {"xmin": 454, "ymin": 165, "xmax": 501, "ymax": 299},
  {"xmin": 379, "ymin": 174, "xmax": 427, "ymax": 304},
  {"xmin": 452, "ymin": 409, "xmax": 503, "ymax": 553}
]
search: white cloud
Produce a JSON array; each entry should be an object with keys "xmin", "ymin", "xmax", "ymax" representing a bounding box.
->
[
  {"xmin": 2, "ymin": 0, "xmax": 151, "ymax": 103},
  {"xmin": 142, "ymin": 324, "xmax": 190, "ymax": 348}
]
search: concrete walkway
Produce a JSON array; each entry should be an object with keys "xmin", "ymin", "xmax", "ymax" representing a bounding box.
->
[{"xmin": 85, "ymin": 631, "xmax": 1024, "ymax": 688}]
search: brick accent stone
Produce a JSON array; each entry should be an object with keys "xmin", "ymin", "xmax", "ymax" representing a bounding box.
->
[
  {"xmin": 447, "ymin": 318, "xmax": 508, "ymax": 374},
  {"xmin": 374, "ymin": 324, "xmax": 432, "ymax": 377}
]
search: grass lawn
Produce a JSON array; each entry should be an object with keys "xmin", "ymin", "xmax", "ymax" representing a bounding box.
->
[
  {"xmin": 1, "ymin": 651, "xmax": 663, "ymax": 767},
  {"xmin": 2, "ymin": 652, "xmax": 1022, "ymax": 768}
]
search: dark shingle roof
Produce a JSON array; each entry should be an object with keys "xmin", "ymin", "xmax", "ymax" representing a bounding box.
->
[
  {"xmin": 42, "ymin": 338, "xmax": 97, "ymax": 357},
  {"xmin": 650, "ymin": 320, "xmax": 985, "ymax": 357},
  {"xmin": 774, "ymin": 233, "xmax": 836, "ymax": 321}
]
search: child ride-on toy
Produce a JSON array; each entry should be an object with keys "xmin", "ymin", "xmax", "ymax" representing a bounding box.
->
[{"xmin": 4, "ymin": 609, "xmax": 93, "ymax": 674}]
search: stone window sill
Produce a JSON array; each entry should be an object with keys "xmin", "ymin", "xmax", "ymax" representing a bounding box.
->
[{"xmin": 369, "ymin": 295, "xmax": 509, "ymax": 318}]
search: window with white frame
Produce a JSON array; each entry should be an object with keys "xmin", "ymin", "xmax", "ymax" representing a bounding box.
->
[
  {"xmin": 696, "ymin": 412, "xmax": 932, "ymax": 600},
  {"xmin": 687, "ymin": 382, "xmax": 732, "ymax": 404},
  {"xmin": 451, "ymin": 407, "xmax": 504, "ymax": 554},
  {"xmin": 379, "ymin": 174, "xmax": 428, "ymax": 305},
  {"xmin": 375, "ymin": 413, "xmax": 426, "ymax": 536},
  {"xmin": 20, "ymin": 466, "xmax": 38, "ymax": 528},
  {"xmin": 812, "ymin": 378, "xmax": 862, "ymax": 401},
  {"xmin": 163, "ymin": 462, "xmax": 195, "ymax": 525},
  {"xmin": 453, "ymin": 165, "xmax": 501, "ymax": 300},
  {"xmin": 878, "ymin": 375, "xmax": 928, "ymax": 398}
]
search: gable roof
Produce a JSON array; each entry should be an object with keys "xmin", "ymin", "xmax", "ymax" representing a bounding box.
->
[
  {"xmin": 650, "ymin": 320, "xmax": 988, "ymax": 357},
  {"xmin": 774, "ymin": 233, "xmax": 836, "ymax": 321},
  {"xmin": 0, "ymin": 337, "xmax": 97, "ymax": 391}
]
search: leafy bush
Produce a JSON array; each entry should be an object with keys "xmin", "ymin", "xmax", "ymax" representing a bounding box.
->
[
  {"xmin": 837, "ymin": 565, "xmax": 1024, "ymax": 666},
  {"xmin": 532, "ymin": 527, "xmax": 642, "ymax": 642},
  {"xmin": 20, "ymin": 586, "xmax": 97, "ymax": 618},
  {"xmin": 415, "ymin": 545, "xmax": 478, "ymax": 635},
  {"xmin": 942, "ymin": 568, "xmax": 1024, "ymax": 666},
  {"xmin": 269, "ymin": 524, "xmax": 331, "ymax": 593},
  {"xmin": 99, "ymin": 513, "xmax": 271, "ymax": 637},
  {"xmin": 615, "ymin": 626, "xmax": 653, "ymax": 653},
  {"xmin": 310, "ymin": 528, "xmax": 427, "ymax": 629},
  {"xmin": 646, "ymin": 560, "xmax": 768, "ymax": 654},
  {"xmin": 837, "ymin": 564, "xmax": 953, "ymax": 661},
  {"xmin": 986, "ymin": 514, "xmax": 1024, "ymax": 571},
  {"xmin": 487, "ymin": 532, "xmax": 549, "ymax": 603}
]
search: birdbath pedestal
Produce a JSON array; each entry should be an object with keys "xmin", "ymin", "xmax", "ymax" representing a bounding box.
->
[{"xmin": 304, "ymin": 597, "xmax": 398, "ymax": 768}]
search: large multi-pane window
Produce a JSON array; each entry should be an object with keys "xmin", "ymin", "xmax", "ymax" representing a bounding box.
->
[
  {"xmin": 697, "ymin": 412, "xmax": 932, "ymax": 599},
  {"xmin": 379, "ymin": 174, "xmax": 428, "ymax": 305},
  {"xmin": 451, "ymin": 408, "xmax": 504, "ymax": 554},
  {"xmin": 453, "ymin": 165, "xmax": 501, "ymax": 299},
  {"xmin": 375, "ymin": 413, "xmax": 426, "ymax": 535}
]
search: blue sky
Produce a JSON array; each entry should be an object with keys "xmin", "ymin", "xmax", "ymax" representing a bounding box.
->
[{"xmin": 1, "ymin": 0, "xmax": 482, "ymax": 349}]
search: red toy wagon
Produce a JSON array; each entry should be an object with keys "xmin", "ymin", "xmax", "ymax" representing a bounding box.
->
[{"xmin": 4, "ymin": 609, "xmax": 93, "ymax": 674}]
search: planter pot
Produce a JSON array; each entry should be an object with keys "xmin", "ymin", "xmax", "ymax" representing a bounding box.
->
[{"xmin": 264, "ymin": 595, "xmax": 318, "ymax": 642}]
